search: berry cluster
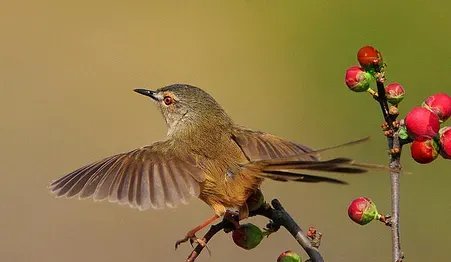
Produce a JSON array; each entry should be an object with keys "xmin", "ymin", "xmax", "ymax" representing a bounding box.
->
[
  {"xmin": 405, "ymin": 93, "xmax": 451, "ymax": 163},
  {"xmin": 344, "ymin": 45, "xmax": 450, "ymax": 234},
  {"xmin": 345, "ymin": 46, "xmax": 406, "ymax": 106},
  {"xmin": 345, "ymin": 46, "xmax": 386, "ymax": 94},
  {"xmin": 345, "ymin": 45, "xmax": 451, "ymax": 164}
]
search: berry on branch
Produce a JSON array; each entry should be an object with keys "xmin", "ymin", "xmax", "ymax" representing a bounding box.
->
[
  {"xmin": 277, "ymin": 250, "xmax": 302, "ymax": 262},
  {"xmin": 422, "ymin": 92, "xmax": 451, "ymax": 122},
  {"xmin": 348, "ymin": 197, "xmax": 381, "ymax": 225},
  {"xmin": 232, "ymin": 223, "xmax": 264, "ymax": 250},
  {"xmin": 345, "ymin": 66, "xmax": 372, "ymax": 92},
  {"xmin": 405, "ymin": 107, "xmax": 440, "ymax": 139},
  {"xmin": 410, "ymin": 137, "xmax": 439, "ymax": 164},
  {"xmin": 385, "ymin": 83, "xmax": 405, "ymax": 106},
  {"xmin": 357, "ymin": 45, "xmax": 383, "ymax": 71}
]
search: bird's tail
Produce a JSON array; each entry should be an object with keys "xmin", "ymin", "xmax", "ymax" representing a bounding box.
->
[{"xmin": 243, "ymin": 137, "xmax": 399, "ymax": 184}]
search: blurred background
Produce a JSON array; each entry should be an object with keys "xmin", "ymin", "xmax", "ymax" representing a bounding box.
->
[{"xmin": 1, "ymin": 1, "xmax": 450, "ymax": 261}]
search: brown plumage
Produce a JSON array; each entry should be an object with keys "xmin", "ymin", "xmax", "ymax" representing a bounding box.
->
[{"xmin": 50, "ymin": 84, "xmax": 369, "ymax": 243}]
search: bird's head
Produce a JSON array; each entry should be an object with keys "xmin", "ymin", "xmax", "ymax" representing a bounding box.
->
[{"xmin": 134, "ymin": 84, "xmax": 232, "ymax": 136}]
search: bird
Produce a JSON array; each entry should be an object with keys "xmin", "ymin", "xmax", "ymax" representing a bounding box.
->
[{"xmin": 50, "ymin": 84, "xmax": 370, "ymax": 246}]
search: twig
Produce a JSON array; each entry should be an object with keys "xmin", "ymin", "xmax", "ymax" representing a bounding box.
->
[
  {"xmin": 374, "ymin": 71, "xmax": 394, "ymax": 130},
  {"xmin": 374, "ymin": 72, "xmax": 403, "ymax": 262},
  {"xmin": 259, "ymin": 200, "xmax": 324, "ymax": 262},
  {"xmin": 389, "ymin": 133, "xmax": 403, "ymax": 262},
  {"xmin": 184, "ymin": 199, "xmax": 323, "ymax": 262}
]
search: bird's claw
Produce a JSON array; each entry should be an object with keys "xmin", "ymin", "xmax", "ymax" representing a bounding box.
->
[
  {"xmin": 189, "ymin": 237, "xmax": 207, "ymax": 247},
  {"xmin": 175, "ymin": 234, "xmax": 207, "ymax": 250}
]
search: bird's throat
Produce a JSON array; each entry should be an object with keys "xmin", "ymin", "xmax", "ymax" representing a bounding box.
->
[{"xmin": 170, "ymin": 118, "xmax": 234, "ymax": 158}]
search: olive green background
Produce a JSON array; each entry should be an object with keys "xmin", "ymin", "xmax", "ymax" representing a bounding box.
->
[{"xmin": 1, "ymin": 1, "xmax": 450, "ymax": 262}]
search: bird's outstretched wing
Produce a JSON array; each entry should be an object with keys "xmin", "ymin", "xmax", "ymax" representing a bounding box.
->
[
  {"xmin": 49, "ymin": 141, "xmax": 204, "ymax": 210},
  {"xmin": 231, "ymin": 127, "xmax": 320, "ymax": 162}
]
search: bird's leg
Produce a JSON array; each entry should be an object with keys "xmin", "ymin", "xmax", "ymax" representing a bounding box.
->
[{"xmin": 175, "ymin": 214, "xmax": 219, "ymax": 249}]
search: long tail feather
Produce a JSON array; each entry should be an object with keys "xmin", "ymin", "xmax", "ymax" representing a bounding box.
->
[
  {"xmin": 261, "ymin": 170, "xmax": 348, "ymax": 184},
  {"xmin": 242, "ymin": 136, "xmax": 403, "ymax": 184},
  {"xmin": 261, "ymin": 136, "xmax": 372, "ymax": 163}
]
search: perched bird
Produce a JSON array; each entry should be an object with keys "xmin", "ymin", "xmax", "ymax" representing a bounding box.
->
[{"xmin": 50, "ymin": 84, "xmax": 369, "ymax": 246}]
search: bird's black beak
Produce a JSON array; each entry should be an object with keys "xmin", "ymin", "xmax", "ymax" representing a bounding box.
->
[{"xmin": 134, "ymin": 89, "xmax": 158, "ymax": 101}]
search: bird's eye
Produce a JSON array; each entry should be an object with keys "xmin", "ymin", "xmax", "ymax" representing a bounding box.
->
[{"xmin": 163, "ymin": 96, "xmax": 173, "ymax": 105}]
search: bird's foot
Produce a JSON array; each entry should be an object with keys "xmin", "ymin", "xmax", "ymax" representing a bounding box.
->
[
  {"xmin": 174, "ymin": 214, "xmax": 219, "ymax": 250},
  {"xmin": 175, "ymin": 232, "xmax": 207, "ymax": 250}
]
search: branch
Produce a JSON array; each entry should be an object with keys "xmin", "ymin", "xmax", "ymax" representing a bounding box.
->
[
  {"xmin": 375, "ymin": 71, "xmax": 404, "ymax": 262},
  {"xmin": 184, "ymin": 199, "xmax": 323, "ymax": 262},
  {"xmin": 389, "ymin": 132, "xmax": 403, "ymax": 262},
  {"xmin": 258, "ymin": 200, "xmax": 324, "ymax": 262},
  {"xmin": 374, "ymin": 72, "xmax": 394, "ymax": 130}
]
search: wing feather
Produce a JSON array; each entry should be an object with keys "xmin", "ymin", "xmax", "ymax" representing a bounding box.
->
[
  {"xmin": 138, "ymin": 161, "xmax": 151, "ymax": 210},
  {"xmin": 167, "ymin": 161, "xmax": 188, "ymax": 204},
  {"xmin": 160, "ymin": 162, "xmax": 178, "ymax": 208},
  {"xmin": 150, "ymin": 161, "xmax": 165, "ymax": 209},
  {"xmin": 93, "ymin": 154, "xmax": 128, "ymax": 201},
  {"xmin": 232, "ymin": 128, "xmax": 319, "ymax": 162},
  {"xmin": 79, "ymin": 155, "xmax": 120, "ymax": 198},
  {"xmin": 50, "ymin": 141, "xmax": 204, "ymax": 210}
]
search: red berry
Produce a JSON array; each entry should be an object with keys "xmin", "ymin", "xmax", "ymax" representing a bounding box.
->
[
  {"xmin": 410, "ymin": 137, "xmax": 439, "ymax": 164},
  {"xmin": 405, "ymin": 107, "xmax": 440, "ymax": 139},
  {"xmin": 232, "ymin": 223, "xmax": 264, "ymax": 250},
  {"xmin": 347, "ymin": 197, "xmax": 380, "ymax": 225},
  {"xmin": 345, "ymin": 66, "xmax": 372, "ymax": 92},
  {"xmin": 439, "ymin": 126, "xmax": 451, "ymax": 159},
  {"xmin": 385, "ymin": 83, "xmax": 405, "ymax": 105},
  {"xmin": 277, "ymin": 250, "xmax": 302, "ymax": 262},
  {"xmin": 422, "ymin": 93, "xmax": 451, "ymax": 122},
  {"xmin": 357, "ymin": 46, "xmax": 382, "ymax": 69}
]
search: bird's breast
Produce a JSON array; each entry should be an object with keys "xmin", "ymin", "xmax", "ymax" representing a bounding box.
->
[{"xmin": 196, "ymin": 139, "xmax": 263, "ymax": 214}]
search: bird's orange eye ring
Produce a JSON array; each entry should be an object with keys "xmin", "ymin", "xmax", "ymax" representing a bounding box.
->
[{"xmin": 163, "ymin": 96, "xmax": 173, "ymax": 105}]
